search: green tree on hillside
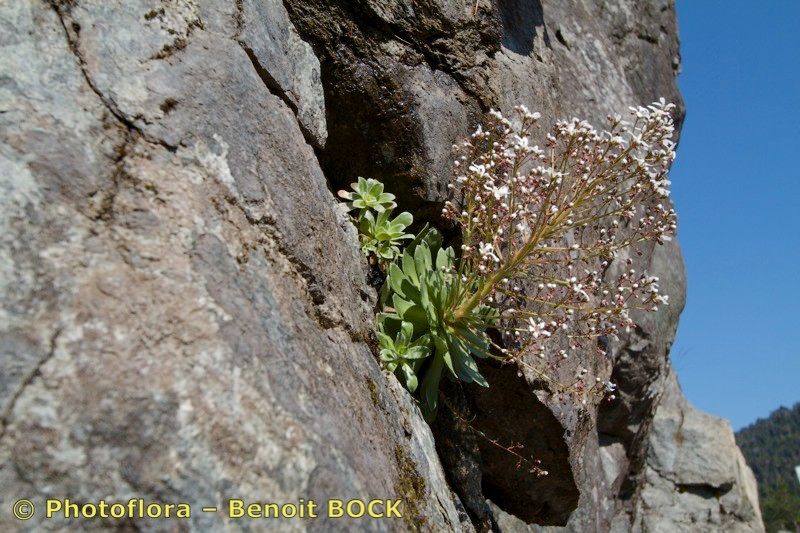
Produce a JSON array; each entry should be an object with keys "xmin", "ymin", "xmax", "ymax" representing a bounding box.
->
[{"xmin": 736, "ymin": 403, "xmax": 800, "ymax": 532}]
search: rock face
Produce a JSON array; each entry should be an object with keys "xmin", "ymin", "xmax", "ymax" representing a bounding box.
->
[
  {"xmin": 490, "ymin": 372, "xmax": 764, "ymax": 532},
  {"xmin": 634, "ymin": 372, "xmax": 763, "ymax": 532},
  {"xmin": 0, "ymin": 1, "xmax": 762, "ymax": 532}
]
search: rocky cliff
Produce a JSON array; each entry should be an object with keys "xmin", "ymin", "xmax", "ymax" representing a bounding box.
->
[{"xmin": 0, "ymin": 0, "xmax": 762, "ymax": 531}]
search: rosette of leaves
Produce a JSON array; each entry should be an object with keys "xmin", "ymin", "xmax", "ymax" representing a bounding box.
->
[
  {"xmin": 378, "ymin": 228, "xmax": 498, "ymax": 420},
  {"xmin": 359, "ymin": 209, "xmax": 414, "ymax": 263},
  {"xmin": 337, "ymin": 177, "xmax": 396, "ymax": 214},
  {"xmin": 377, "ymin": 320, "xmax": 431, "ymax": 393}
]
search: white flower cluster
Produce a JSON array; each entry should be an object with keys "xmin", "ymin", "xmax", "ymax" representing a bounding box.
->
[{"xmin": 443, "ymin": 100, "xmax": 678, "ymax": 359}]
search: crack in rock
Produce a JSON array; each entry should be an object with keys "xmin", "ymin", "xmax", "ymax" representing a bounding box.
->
[{"xmin": 0, "ymin": 327, "xmax": 62, "ymax": 442}]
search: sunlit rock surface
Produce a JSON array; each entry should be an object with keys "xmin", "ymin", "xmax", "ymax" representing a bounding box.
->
[{"xmin": 0, "ymin": 0, "xmax": 762, "ymax": 531}]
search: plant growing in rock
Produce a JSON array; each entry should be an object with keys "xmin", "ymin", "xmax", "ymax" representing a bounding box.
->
[
  {"xmin": 340, "ymin": 100, "xmax": 678, "ymax": 420},
  {"xmin": 339, "ymin": 177, "xmax": 413, "ymax": 265},
  {"xmin": 338, "ymin": 177, "xmax": 397, "ymax": 214},
  {"xmin": 439, "ymin": 101, "xmax": 676, "ymax": 373},
  {"xmin": 377, "ymin": 320, "xmax": 431, "ymax": 393},
  {"xmin": 358, "ymin": 210, "xmax": 414, "ymax": 262},
  {"xmin": 376, "ymin": 228, "xmax": 499, "ymax": 417}
]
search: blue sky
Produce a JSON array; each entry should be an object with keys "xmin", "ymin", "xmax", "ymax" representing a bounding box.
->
[{"xmin": 670, "ymin": 1, "xmax": 800, "ymax": 430}]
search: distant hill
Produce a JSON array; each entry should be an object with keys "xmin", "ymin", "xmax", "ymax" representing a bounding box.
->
[{"xmin": 736, "ymin": 403, "xmax": 800, "ymax": 532}]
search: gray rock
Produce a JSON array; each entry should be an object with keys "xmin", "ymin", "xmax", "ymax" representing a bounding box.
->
[
  {"xmin": 238, "ymin": 0, "xmax": 328, "ymax": 147},
  {"xmin": 0, "ymin": 0, "xmax": 763, "ymax": 531},
  {"xmin": 634, "ymin": 373, "xmax": 764, "ymax": 532},
  {"xmin": 0, "ymin": 1, "xmax": 461, "ymax": 531}
]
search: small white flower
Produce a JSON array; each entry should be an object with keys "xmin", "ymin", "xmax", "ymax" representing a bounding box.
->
[
  {"xmin": 492, "ymin": 185, "xmax": 510, "ymax": 200},
  {"xmin": 469, "ymin": 163, "xmax": 488, "ymax": 178},
  {"xmin": 527, "ymin": 319, "xmax": 551, "ymax": 339},
  {"xmin": 478, "ymin": 242, "xmax": 500, "ymax": 263}
]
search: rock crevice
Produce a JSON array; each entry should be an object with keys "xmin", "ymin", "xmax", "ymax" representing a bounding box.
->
[{"xmin": 0, "ymin": 1, "xmax": 762, "ymax": 531}]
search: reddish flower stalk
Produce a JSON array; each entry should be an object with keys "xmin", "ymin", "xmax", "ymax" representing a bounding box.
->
[{"xmin": 442, "ymin": 100, "xmax": 678, "ymax": 360}]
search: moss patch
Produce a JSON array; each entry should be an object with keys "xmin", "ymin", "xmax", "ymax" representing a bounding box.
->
[
  {"xmin": 394, "ymin": 445, "xmax": 427, "ymax": 531},
  {"xmin": 366, "ymin": 377, "xmax": 380, "ymax": 408}
]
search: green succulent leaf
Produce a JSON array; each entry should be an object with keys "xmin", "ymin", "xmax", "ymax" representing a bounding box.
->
[
  {"xmin": 404, "ymin": 225, "xmax": 442, "ymax": 258},
  {"xmin": 402, "ymin": 248, "xmax": 419, "ymax": 285},
  {"xmin": 376, "ymin": 331, "xmax": 394, "ymax": 349},
  {"xmin": 419, "ymin": 277, "xmax": 437, "ymax": 327},
  {"xmin": 338, "ymin": 177, "xmax": 397, "ymax": 217},
  {"xmin": 402, "ymin": 364, "xmax": 419, "ymax": 393},
  {"xmin": 400, "ymin": 277, "xmax": 421, "ymax": 304},
  {"xmin": 399, "ymin": 321, "xmax": 414, "ymax": 345},
  {"xmin": 436, "ymin": 247, "xmax": 455, "ymax": 271},
  {"xmin": 377, "ymin": 317, "xmax": 433, "ymax": 396},
  {"xmin": 421, "ymin": 343, "xmax": 446, "ymax": 420},
  {"xmin": 376, "ymin": 312, "xmax": 402, "ymax": 338},
  {"xmin": 392, "ymin": 211, "xmax": 413, "ymax": 228},
  {"xmin": 405, "ymin": 345, "xmax": 431, "ymax": 360},
  {"xmin": 449, "ymin": 334, "xmax": 489, "ymax": 386},
  {"xmin": 389, "ymin": 263, "xmax": 407, "ymax": 296},
  {"xmin": 454, "ymin": 324, "xmax": 491, "ymax": 358},
  {"xmin": 358, "ymin": 207, "xmax": 414, "ymax": 263},
  {"xmin": 393, "ymin": 294, "xmax": 415, "ymax": 318}
]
